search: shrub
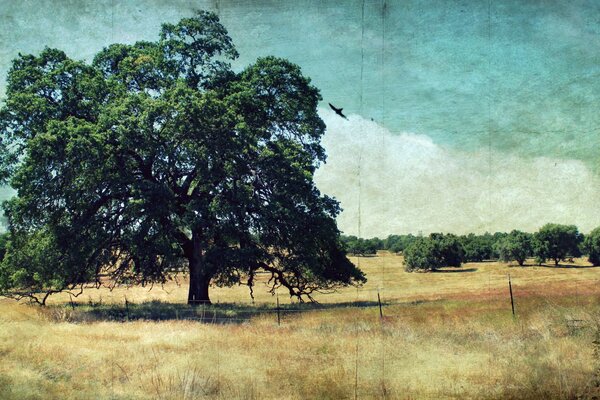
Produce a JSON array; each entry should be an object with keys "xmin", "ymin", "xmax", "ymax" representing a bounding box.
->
[
  {"xmin": 403, "ymin": 233, "xmax": 463, "ymax": 272},
  {"xmin": 403, "ymin": 237, "xmax": 441, "ymax": 272}
]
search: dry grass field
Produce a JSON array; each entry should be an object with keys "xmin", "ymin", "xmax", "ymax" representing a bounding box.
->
[{"xmin": 1, "ymin": 253, "xmax": 600, "ymax": 399}]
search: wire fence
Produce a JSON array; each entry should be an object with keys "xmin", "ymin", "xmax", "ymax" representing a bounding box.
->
[
  {"xmin": 49, "ymin": 275, "xmax": 600, "ymax": 328},
  {"xmin": 57, "ymin": 294, "xmax": 392, "ymax": 325}
]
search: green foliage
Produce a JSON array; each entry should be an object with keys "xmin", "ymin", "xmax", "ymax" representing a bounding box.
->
[
  {"xmin": 403, "ymin": 233, "xmax": 463, "ymax": 272},
  {"xmin": 458, "ymin": 232, "xmax": 507, "ymax": 262},
  {"xmin": 340, "ymin": 235, "xmax": 383, "ymax": 256},
  {"xmin": 0, "ymin": 233, "xmax": 7, "ymax": 261},
  {"xmin": 0, "ymin": 11, "xmax": 365, "ymax": 304},
  {"xmin": 533, "ymin": 223, "xmax": 582, "ymax": 266},
  {"xmin": 459, "ymin": 233, "xmax": 491, "ymax": 262},
  {"xmin": 434, "ymin": 233, "xmax": 464, "ymax": 267},
  {"xmin": 403, "ymin": 237, "xmax": 441, "ymax": 272},
  {"xmin": 583, "ymin": 227, "xmax": 600, "ymax": 266},
  {"xmin": 495, "ymin": 230, "xmax": 532, "ymax": 266},
  {"xmin": 383, "ymin": 234, "xmax": 417, "ymax": 253}
]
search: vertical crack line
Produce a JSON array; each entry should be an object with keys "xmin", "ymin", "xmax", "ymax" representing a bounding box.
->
[
  {"xmin": 360, "ymin": 0, "xmax": 365, "ymax": 114},
  {"xmin": 358, "ymin": 0, "xmax": 365, "ymax": 244},
  {"xmin": 380, "ymin": 2, "xmax": 387, "ymax": 397},
  {"xmin": 380, "ymin": 0, "xmax": 387, "ymax": 293},
  {"xmin": 487, "ymin": 0, "xmax": 492, "ymax": 233},
  {"xmin": 354, "ymin": 3, "xmax": 367, "ymax": 399},
  {"xmin": 111, "ymin": 0, "xmax": 115, "ymax": 43},
  {"xmin": 487, "ymin": 2, "xmax": 493, "ymax": 388}
]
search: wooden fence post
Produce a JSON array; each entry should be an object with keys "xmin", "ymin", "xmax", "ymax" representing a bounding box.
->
[
  {"xmin": 276, "ymin": 294, "xmax": 281, "ymax": 326},
  {"xmin": 508, "ymin": 274, "xmax": 515, "ymax": 318}
]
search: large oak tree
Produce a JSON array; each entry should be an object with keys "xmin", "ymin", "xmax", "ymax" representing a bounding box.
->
[{"xmin": 0, "ymin": 11, "xmax": 365, "ymax": 305}]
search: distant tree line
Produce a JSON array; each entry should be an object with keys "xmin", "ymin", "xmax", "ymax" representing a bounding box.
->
[
  {"xmin": 342, "ymin": 223, "xmax": 600, "ymax": 272},
  {"xmin": 2, "ymin": 223, "xmax": 599, "ymax": 273},
  {"xmin": 339, "ymin": 235, "xmax": 419, "ymax": 256}
]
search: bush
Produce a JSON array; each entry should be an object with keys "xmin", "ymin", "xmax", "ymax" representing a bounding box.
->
[
  {"xmin": 403, "ymin": 233, "xmax": 463, "ymax": 272},
  {"xmin": 403, "ymin": 237, "xmax": 441, "ymax": 271},
  {"xmin": 431, "ymin": 233, "xmax": 463, "ymax": 267}
]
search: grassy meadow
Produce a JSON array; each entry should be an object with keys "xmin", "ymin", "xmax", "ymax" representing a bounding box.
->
[{"xmin": 1, "ymin": 253, "xmax": 600, "ymax": 399}]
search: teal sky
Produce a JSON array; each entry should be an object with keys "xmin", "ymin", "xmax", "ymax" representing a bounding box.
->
[{"xmin": 1, "ymin": 0, "xmax": 600, "ymax": 236}]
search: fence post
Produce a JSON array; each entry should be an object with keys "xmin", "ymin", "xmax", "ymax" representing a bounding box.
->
[
  {"xmin": 377, "ymin": 290, "xmax": 383, "ymax": 320},
  {"xmin": 276, "ymin": 294, "xmax": 281, "ymax": 326},
  {"xmin": 508, "ymin": 274, "xmax": 515, "ymax": 318}
]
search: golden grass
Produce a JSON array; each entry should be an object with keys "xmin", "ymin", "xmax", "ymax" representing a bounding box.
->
[
  {"xmin": 1, "ymin": 254, "xmax": 599, "ymax": 399},
  {"xmin": 42, "ymin": 252, "xmax": 600, "ymax": 306}
]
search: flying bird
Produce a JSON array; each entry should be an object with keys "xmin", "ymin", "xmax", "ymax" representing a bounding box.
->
[{"xmin": 329, "ymin": 103, "xmax": 348, "ymax": 120}]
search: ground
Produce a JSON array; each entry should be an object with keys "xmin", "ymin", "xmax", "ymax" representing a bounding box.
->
[{"xmin": 1, "ymin": 253, "xmax": 599, "ymax": 399}]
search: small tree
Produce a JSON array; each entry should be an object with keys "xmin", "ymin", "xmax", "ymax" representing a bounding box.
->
[
  {"xmin": 403, "ymin": 237, "xmax": 442, "ymax": 272},
  {"xmin": 403, "ymin": 233, "xmax": 463, "ymax": 272},
  {"xmin": 431, "ymin": 233, "xmax": 463, "ymax": 267},
  {"xmin": 583, "ymin": 227, "xmax": 600, "ymax": 266},
  {"xmin": 495, "ymin": 230, "xmax": 532, "ymax": 266},
  {"xmin": 533, "ymin": 223, "xmax": 582, "ymax": 266},
  {"xmin": 490, "ymin": 232, "xmax": 509, "ymax": 259}
]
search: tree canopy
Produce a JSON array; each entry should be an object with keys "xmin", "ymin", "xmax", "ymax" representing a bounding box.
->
[
  {"xmin": 383, "ymin": 234, "xmax": 417, "ymax": 254},
  {"xmin": 0, "ymin": 11, "xmax": 365, "ymax": 305},
  {"xmin": 403, "ymin": 233, "xmax": 463, "ymax": 272},
  {"xmin": 0, "ymin": 232, "xmax": 7, "ymax": 261},
  {"xmin": 340, "ymin": 235, "xmax": 383, "ymax": 256},
  {"xmin": 583, "ymin": 227, "xmax": 600, "ymax": 266},
  {"xmin": 533, "ymin": 223, "xmax": 582, "ymax": 266},
  {"xmin": 458, "ymin": 232, "xmax": 505, "ymax": 262},
  {"xmin": 495, "ymin": 230, "xmax": 532, "ymax": 266}
]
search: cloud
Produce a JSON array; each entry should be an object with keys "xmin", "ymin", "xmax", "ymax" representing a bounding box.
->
[{"xmin": 315, "ymin": 110, "xmax": 600, "ymax": 237}]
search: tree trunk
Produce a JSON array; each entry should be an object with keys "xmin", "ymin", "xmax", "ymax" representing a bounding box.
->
[
  {"xmin": 186, "ymin": 233, "xmax": 212, "ymax": 306},
  {"xmin": 188, "ymin": 265, "xmax": 211, "ymax": 305}
]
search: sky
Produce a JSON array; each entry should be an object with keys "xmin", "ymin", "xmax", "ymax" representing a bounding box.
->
[{"xmin": 1, "ymin": 0, "xmax": 599, "ymax": 236}]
